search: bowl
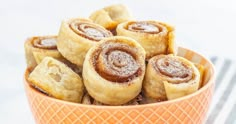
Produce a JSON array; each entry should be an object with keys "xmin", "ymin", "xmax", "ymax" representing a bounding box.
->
[{"xmin": 23, "ymin": 47, "xmax": 215, "ymax": 124}]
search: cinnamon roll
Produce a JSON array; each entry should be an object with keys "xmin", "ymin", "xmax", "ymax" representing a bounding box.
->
[
  {"xmin": 117, "ymin": 21, "xmax": 176, "ymax": 59},
  {"xmin": 89, "ymin": 4, "xmax": 133, "ymax": 34},
  {"xmin": 28, "ymin": 57, "xmax": 84, "ymax": 103},
  {"xmin": 57, "ymin": 18, "xmax": 113, "ymax": 67},
  {"xmin": 24, "ymin": 36, "xmax": 64, "ymax": 71},
  {"xmin": 143, "ymin": 55, "xmax": 200, "ymax": 101},
  {"xmin": 83, "ymin": 36, "xmax": 146, "ymax": 105}
]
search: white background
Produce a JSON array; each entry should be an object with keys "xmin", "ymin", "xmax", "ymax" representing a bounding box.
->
[{"xmin": 1, "ymin": 0, "xmax": 236, "ymax": 123}]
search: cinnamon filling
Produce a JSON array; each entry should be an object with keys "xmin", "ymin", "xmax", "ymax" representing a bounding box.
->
[
  {"xmin": 93, "ymin": 42, "xmax": 142, "ymax": 82},
  {"xmin": 154, "ymin": 57, "xmax": 193, "ymax": 83},
  {"xmin": 70, "ymin": 21, "xmax": 112, "ymax": 41},
  {"xmin": 127, "ymin": 21, "xmax": 162, "ymax": 34},
  {"xmin": 33, "ymin": 38, "xmax": 57, "ymax": 49}
]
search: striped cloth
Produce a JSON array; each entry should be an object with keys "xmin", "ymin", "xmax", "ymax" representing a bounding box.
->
[{"xmin": 205, "ymin": 57, "xmax": 236, "ymax": 124}]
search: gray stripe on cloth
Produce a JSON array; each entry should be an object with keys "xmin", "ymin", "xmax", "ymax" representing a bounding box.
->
[
  {"xmin": 225, "ymin": 102, "xmax": 236, "ymax": 124},
  {"xmin": 215, "ymin": 60, "xmax": 232, "ymax": 90},
  {"xmin": 206, "ymin": 69, "xmax": 236, "ymax": 124}
]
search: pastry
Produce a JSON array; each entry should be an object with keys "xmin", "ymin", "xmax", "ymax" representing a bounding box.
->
[
  {"xmin": 24, "ymin": 36, "xmax": 64, "ymax": 71},
  {"xmin": 83, "ymin": 36, "xmax": 146, "ymax": 105},
  {"xmin": 124, "ymin": 93, "xmax": 143, "ymax": 105},
  {"xmin": 57, "ymin": 18, "xmax": 113, "ymax": 67},
  {"xmin": 89, "ymin": 4, "xmax": 133, "ymax": 34},
  {"xmin": 81, "ymin": 93, "xmax": 103, "ymax": 105},
  {"xmin": 82, "ymin": 92, "xmax": 143, "ymax": 106},
  {"xmin": 28, "ymin": 57, "xmax": 84, "ymax": 103},
  {"xmin": 81, "ymin": 93, "xmax": 93, "ymax": 105},
  {"xmin": 117, "ymin": 20, "xmax": 176, "ymax": 59},
  {"xmin": 195, "ymin": 63, "xmax": 205, "ymax": 88},
  {"xmin": 143, "ymin": 55, "xmax": 200, "ymax": 101}
]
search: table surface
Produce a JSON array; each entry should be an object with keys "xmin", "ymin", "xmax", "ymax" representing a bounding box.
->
[{"xmin": 1, "ymin": 0, "xmax": 236, "ymax": 123}]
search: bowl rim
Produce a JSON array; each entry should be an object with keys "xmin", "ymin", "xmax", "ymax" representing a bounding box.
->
[{"xmin": 24, "ymin": 47, "xmax": 215, "ymax": 109}]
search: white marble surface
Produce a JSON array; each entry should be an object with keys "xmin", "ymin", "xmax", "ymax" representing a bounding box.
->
[{"xmin": 1, "ymin": 0, "xmax": 236, "ymax": 123}]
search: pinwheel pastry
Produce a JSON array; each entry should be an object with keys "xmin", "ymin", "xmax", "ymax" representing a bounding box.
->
[
  {"xmin": 143, "ymin": 54, "xmax": 200, "ymax": 101},
  {"xmin": 83, "ymin": 36, "xmax": 146, "ymax": 105},
  {"xmin": 28, "ymin": 57, "xmax": 84, "ymax": 103},
  {"xmin": 117, "ymin": 20, "xmax": 176, "ymax": 59},
  {"xmin": 89, "ymin": 4, "xmax": 133, "ymax": 34},
  {"xmin": 57, "ymin": 18, "xmax": 113, "ymax": 68},
  {"xmin": 24, "ymin": 36, "xmax": 64, "ymax": 71}
]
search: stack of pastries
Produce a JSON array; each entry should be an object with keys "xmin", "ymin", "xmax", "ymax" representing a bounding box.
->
[{"xmin": 25, "ymin": 4, "xmax": 205, "ymax": 105}]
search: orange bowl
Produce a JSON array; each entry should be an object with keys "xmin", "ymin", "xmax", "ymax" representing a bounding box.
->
[{"xmin": 24, "ymin": 47, "xmax": 215, "ymax": 124}]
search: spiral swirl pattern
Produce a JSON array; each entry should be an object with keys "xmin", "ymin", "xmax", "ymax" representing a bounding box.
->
[
  {"xmin": 153, "ymin": 56, "xmax": 194, "ymax": 84},
  {"xmin": 93, "ymin": 42, "xmax": 142, "ymax": 82},
  {"xmin": 70, "ymin": 21, "xmax": 112, "ymax": 41},
  {"xmin": 33, "ymin": 38, "xmax": 57, "ymax": 49},
  {"xmin": 127, "ymin": 21, "xmax": 164, "ymax": 34}
]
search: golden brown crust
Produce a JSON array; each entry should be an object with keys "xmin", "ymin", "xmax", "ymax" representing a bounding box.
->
[
  {"xmin": 81, "ymin": 93, "xmax": 104, "ymax": 105},
  {"xmin": 81, "ymin": 93, "xmax": 93, "ymax": 105},
  {"xmin": 117, "ymin": 21, "xmax": 176, "ymax": 59},
  {"xmin": 83, "ymin": 36, "xmax": 145, "ymax": 105},
  {"xmin": 81, "ymin": 92, "xmax": 143, "ymax": 106},
  {"xmin": 194, "ymin": 63, "xmax": 205, "ymax": 88},
  {"xmin": 24, "ymin": 36, "xmax": 64, "ymax": 71},
  {"xmin": 57, "ymin": 18, "xmax": 112, "ymax": 67},
  {"xmin": 143, "ymin": 55, "xmax": 200, "ymax": 101},
  {"xmin": 28, "ymin": 57, "xmax": 84, "ymax": 103},
  {"xmin": 89, "ymin": 4, "xmax": 133, "ymax": 30}
]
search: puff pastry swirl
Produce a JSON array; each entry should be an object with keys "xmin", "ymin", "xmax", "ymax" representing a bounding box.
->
[
  {"xmin": 83, "ymin": 36, "xmax": 145, "ymax": 105},
  {"xmin": 89, "ymin": 4, "xmax": 133, "ymax": 34},
  {"xmin": 24, "ymin": 36, "xmax": 64, "ymax": 71},
  {"xmin": 57, "ymin": 18, "xmax": 113, "ymax": 67},
  {"xmin": 143, "ymin": 55, "xmax": 200, "ymax": 101},
  {"xmin": 117, "ymin": 21, "xmax": 176, "ymax": 59},
  {"xmin": 28, "ymin": 57, "xmax": 84, "ymax": 103}
]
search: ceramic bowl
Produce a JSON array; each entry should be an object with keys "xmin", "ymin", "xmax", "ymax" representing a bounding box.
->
[{"xmin": 24, "ymin": 47, "xmax": 215, "ymax": 124}]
